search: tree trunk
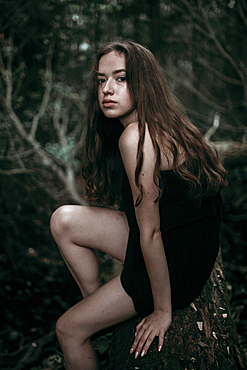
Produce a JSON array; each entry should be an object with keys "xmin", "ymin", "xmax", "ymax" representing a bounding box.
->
[{"xmin": 108, "ymin": 254, "xmax": 246, "ymax": 370}]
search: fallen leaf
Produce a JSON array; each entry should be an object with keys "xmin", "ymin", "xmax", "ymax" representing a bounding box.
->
[
  {"xmin": 212, "ymin": 331, "xmax": 218, "ymax": 339},
  {"xmin": 197, "ymin": 321, "xmax": 203, "ymax": 331},
  {"xmin": 190, "ymin": 302, "xmax": 197, "ymax": 311}
]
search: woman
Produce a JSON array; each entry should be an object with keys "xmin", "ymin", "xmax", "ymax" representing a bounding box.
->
[{"xmin": 50, "ymin": 40, "xmax": 227, "ymax": 370}]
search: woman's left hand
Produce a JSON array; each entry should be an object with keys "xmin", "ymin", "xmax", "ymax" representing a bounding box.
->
[{"xmin": 130, "ymin": 309, "xmax": 172, "ymax": 359}]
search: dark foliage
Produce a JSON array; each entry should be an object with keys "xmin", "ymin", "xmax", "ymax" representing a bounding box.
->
[
  {"xmin": 0, "ymin": 0, "xmax": 246, "ymax": 368},
  {"xmin": 0, "ymin": 161, "xmax": 246, "ymax": 369}
]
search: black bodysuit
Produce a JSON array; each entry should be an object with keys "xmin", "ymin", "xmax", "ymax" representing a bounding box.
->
[{"xmin": 120, "ymin": 169, "xmax": 221, "ymax": 316}]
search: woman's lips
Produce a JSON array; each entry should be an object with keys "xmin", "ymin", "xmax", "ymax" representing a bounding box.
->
[{"xmin": 102, "ymin": 99, "xmax": 116, "ymax": 107}]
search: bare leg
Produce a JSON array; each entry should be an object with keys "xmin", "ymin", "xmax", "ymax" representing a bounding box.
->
[
  {"xmin": 50, "ymin": 205, "xmax": 133, "ymax": 368},
  {"xmin": 56, "ymin": 275, "xmax": 136, "ymax": 370},
  {"xmin": 50, "ymin": 205, "xmax": 129, "ymax": 297}
]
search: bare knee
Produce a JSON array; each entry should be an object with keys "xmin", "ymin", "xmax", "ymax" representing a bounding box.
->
[
  {"xmin": 50, "ymin": 205, "xmax": 76, "ymax": 242},
  {"xmin": 56, "ymin": 313, "xmax": 71, "ymax": 343},
  {"xmin": 56, "ymin": 311, "xmax": 89, "ymax": 346},
  {"xmin": 56, "ymin": 315, "xmax": 76, "ymax": 349}
]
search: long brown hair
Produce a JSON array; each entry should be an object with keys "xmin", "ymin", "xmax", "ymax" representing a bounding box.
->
[{"xmin": 82, "ymin": 40, "xmax": 227, "ymax": 207}]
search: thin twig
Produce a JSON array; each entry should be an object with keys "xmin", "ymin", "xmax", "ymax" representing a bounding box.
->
[
  {"xmin": 1, "ymin": 331, "xmax": 55, "ymax": 357},
  {"xmin": 30, "ymin": 44, "xmax": 53, "ymax": 139},
  {"xmin": 197, "ymin": 0, "xmax": 247, "ymax": 105},
  {"xmin": 204, "ymin": 112, "xmax": 220, "ymax": 142},
  {"xmin": 176, "ymin": 75, "xmax": 226, "ymax": 113},
  {"xmin": 195, "ymin": 59, "xmax": 242, "ymax": 86}
]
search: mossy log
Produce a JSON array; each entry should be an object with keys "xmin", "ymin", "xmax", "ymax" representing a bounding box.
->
[{"xmin": 108, "ymin": 256, "xmax": 246, "ymax": 370}]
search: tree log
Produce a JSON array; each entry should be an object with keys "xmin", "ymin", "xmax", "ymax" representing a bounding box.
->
[{"xmin": 108, "ymin": 256, "xmax": 246, "ymax": 370}]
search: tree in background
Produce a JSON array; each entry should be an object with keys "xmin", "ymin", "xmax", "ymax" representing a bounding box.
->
[
  {"xmin": 0, "ymin": 0, "xmax": 246, "ymax": 368},
  {"xmin": 163, "ymin": 0, "xmax": 246, "ymax": 143},
  {"xmin": 1, "ymin": 0, "xmax": 246, "ymax": 204},
  {"xmin": 0, "ymin": 0, "xmax": 91, "ymax": 204}
]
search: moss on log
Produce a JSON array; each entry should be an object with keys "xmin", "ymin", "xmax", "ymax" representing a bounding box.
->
[{"xmin": 108, "ymin": 256, "xmax": 246, "ymax": 370}]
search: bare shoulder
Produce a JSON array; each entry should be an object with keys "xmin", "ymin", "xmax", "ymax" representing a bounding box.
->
[
  {"xmin": 119, "ymin": 122, "xmax": 158, "ymax": 176},
  {"xmin": 119, "ymin": 122, "xmax": 184, "ymax": 171},
  {"xmin": 119, "ymin": 122, "xmax": 154, "ymax": 154},
  {"xmin": 119, "ymin": 122, "xmax": 139, "ymax": 153}
]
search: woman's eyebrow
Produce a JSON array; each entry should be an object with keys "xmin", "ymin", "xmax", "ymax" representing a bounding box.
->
[{"xmin": 96, "ymin": 69, "xmax": 126, "ymax": 76}]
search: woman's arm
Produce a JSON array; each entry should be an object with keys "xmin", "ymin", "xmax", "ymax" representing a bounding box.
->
[{"xmin": 119, "ymin": 122, "xmax": 172, "ymax": 359}]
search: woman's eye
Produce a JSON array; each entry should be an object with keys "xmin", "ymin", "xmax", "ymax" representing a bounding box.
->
[
  {"xmin": 97, "ymin": 79, "xmax": 105, "ymax": 84},
  {"xmin": 117, "ymin": 76, "xmax": 126, "ymax": 82}
]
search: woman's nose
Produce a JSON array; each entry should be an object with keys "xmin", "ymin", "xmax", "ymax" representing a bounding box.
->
[{"xmin": 102, "ymin": 78, "xmax": 114, "ymax": 95}]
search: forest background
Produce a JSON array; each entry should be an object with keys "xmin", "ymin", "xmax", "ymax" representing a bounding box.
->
[{"xmin": 0, "ymin": 0, "xmax": 246, "ymax": 369}]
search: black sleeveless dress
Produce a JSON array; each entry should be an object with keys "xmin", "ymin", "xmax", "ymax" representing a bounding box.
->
[{"xmin": 120, "ymin": 169, "xmax": 221, "ymax": 316}]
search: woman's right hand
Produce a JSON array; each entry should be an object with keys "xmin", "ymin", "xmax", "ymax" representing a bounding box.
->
[{"xmin": 130, "ymin": 309, "xmax": 172, "ymax": 359}]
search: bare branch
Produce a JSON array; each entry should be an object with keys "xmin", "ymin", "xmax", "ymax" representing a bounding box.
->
[
  {"xmin": 219, "ymin": 122, "xmax": 246, "ymax": 134},
  {"xmin": 0, "ymin": 51, "xmax": 6, "ymax": 79},
  {"xmin": 197, "ymin": 0, "xmax": 247, "ymax": 105},
  {"xmin": 0, "ymin": 148, "xmax": 36, "ymax": 160},
  {"xmin": 53, "ymin": 93, "xmax": 67, "ymax": 146},
  {"xmin": 52, "ymin": 94, "xmax": 84, "ymax": 160},
  {"xmin": 225, "ymin": 87, "xmax": 234, "ymax": 112},
  {"xmin": 7, "ymin": 131, "xmax": 26, "ymax": 169},
  {"xmin": 1, "ymin": 332, "xmax": 55, "ymax": 358},
  {"xmin": 0, "ymin": 134, "xmax": 38, "ymax": 176},
  {"xmin": 185, "ymin": 107, "xmax": 246, "ymax": 136},
  {"xmin": 61, "ymin": 99, "xmax": 71, "ymax": 139},
  {"xmin": 195, "ymin": 58, "xmax": 242, "ymax": 86},
  {"xmin": 204, "ymin": 111, "xmax": 220, "ymax": 142},
  {"xmin": 184, "ymin": 107, "xmax": 209, "ymax": 123},
  {"xmin": 176, "ymin": 75, "xmax": 227, "ymax": 113},
  {"xmin": 4, "ymin": 105, "xmax": 85, "ymax": 204},
  {"xmin": 7, "ymin": 174, "xmax": 37, "ymax": 192},
  {"xmin": 1, "ymin": 331, "xmax": 56, "ymax": 370},
  {"xmin": 0, "ymin": 168, "xmax": 33, "ymax": 175},
  {"xmin": 168, "ymin": 0, "xmax": 213, "ymax": 39},
  {"xmin": 213, "ymin": 140, "xmax": 247, "ymax": 163},
  {"xmin": 193, "ymin": 75, "xmax": 223, "ymax": 106},
  {"xmin": 35, "ymin": 177, "xmax": 69, "ymax": 200},
  {"xmin": 70, "ymin": 129, "xmax": 84, "ymax": 159},
  {"xmin": 169, "ymin": 0, "xmax": 204, "ymax": 23},
  {"xmin": 5, "ymin": 36, "xmax": 13, "ymax": 108},
  {"xmin": 171, "ymin": 0, "xmax": 247, "ymax": 108},
  {"xmin": 51, "ymin": 92, "xmax": 85, "ymax": 203},
  {"xmin": 180, "ymin": 0, "xmax": 204, "ymax": 23},
  {"xmin": 30, "ymin": 45, "xmax": 53, "ymax": 139}
]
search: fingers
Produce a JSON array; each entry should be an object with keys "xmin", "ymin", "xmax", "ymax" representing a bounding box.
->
[
  {"xmin": 130, "ymin": 328, "xmax": 153, "ymax": 359},
  {"xmin": 138, "ymin": 331, "xmax": 158, "ymax": 358},
  {"xmin": 158, "ymin": 334, "xmax": 164, "ymax": 352},
  {"xmin": 130, "ymin": 311, "xmax": 171, "ymax": 359},
  {"xmin": 129, "ymin": 318, "xmax": 145, "ymax": 356},
  {"xmin": 135, "ymin": 318, "xmax": 145, "ymax": 336},
  {"xmin": 130, "ymin": 325, "xmax": 164, "ymax": 359}
]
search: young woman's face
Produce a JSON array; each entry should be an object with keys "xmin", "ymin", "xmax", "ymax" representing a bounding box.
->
[{"xmin": 97, "ymin": 51, "xmax": 137, "ymax": 127}]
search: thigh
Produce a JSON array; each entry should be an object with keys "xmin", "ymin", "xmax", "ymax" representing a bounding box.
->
[
  {"xmin": 58, "ymin": 275, "xmax": 137, "ymax": 339},
  {"xmin": 51, "ymin": 205, "xmax": 129, "ymax": 262}
]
